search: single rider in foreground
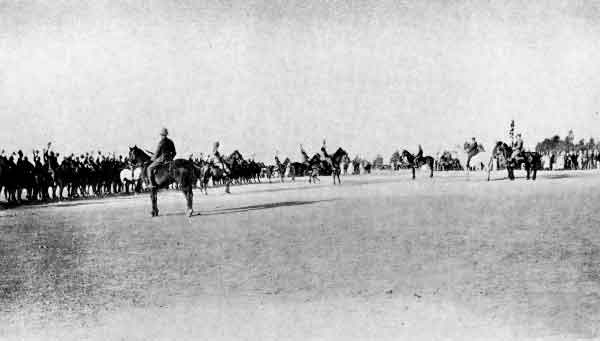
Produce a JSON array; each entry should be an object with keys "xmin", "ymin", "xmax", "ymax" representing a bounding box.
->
[
  {"xmin": 416, "ymin": 144, "xmax": 423, "ymax": 162},
  {"xmin": 147, "ymin": 128, "xmax": 176, "ymax": 188},
  {"xmin": 511, "ymin": 133, "xmax": 524, "ymax": 163}
]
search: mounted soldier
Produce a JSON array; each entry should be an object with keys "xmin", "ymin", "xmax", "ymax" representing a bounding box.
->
[
  {"xmin": 511, "ymin": 133, "xmax": 524, "ymax": 163},
  {"xmin": 147, "ymin": 127, "xmax": 176, "ymax": 188},
  {"xmin": 467, "ymin": 137, "xmax": 479, "ymax": 154},
  {"xmin": 415, "ymin": 144, "xmax": 424, "ymax": 162},
  {"xmin": 464, "ymin": 137, "xmax": 484, "ymax": 171},
  {"xmin": 16, "ymin": 150, "xmax": 24, "ymax": 169},
  {"xmin": 33, "ymin": 150, "xmax": 43, "ymax": 169}
]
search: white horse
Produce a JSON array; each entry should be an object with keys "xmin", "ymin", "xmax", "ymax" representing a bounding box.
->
[
  {"xmin": 119, "ymin": 166, "xmax": 144, "ymax": 193},
  {"xmin": 461, "ymin": 142, "xmax": 489, "ymax": 175}
]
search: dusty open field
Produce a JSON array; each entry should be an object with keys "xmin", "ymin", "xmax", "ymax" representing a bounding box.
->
[{"xmin": 1, "ymin": 170, "xmax": 600, "ymax": 340}]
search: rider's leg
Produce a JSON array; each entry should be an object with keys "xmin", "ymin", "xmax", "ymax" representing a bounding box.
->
[
  {"xmin": 511, "ymin": 150, "xmax": 520, "ymax": 162},
  {"xmin": 147, "ymin": 159, "xmax": 162, "ymax": 187}
]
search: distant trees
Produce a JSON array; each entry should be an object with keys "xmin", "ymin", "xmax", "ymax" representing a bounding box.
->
[
  {"xmin": 390, "ymin": 150, "xmax": 402, "ymax": 170},
  {"xmin": 535, "ymin": 131, "xmax": 597, "ymax": 153},
  {"xmin": 373, "ymin": 154, "xmax": 384, "ymax": 170}
]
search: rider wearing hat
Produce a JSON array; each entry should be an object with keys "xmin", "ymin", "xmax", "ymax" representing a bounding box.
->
[
  {"xmin": 465, "ymin": 137, "xmax": 479, "ymax": 169},
  {"xmin": 16, "ymin": 150, "xmax": 24, "ymax": 169},
  {"xmin": 511, "ymin": 133, "xmax": 524, "ymax": 161},
  {"xmin": 467, "ymin": 137, "xmax": 479, "ymax": 154},
  {"xmin": 416, "ymin": 144, "xmax": 424, "ymax": 161},
  {"xmin": 147, "ymin": 127, "xmax": 176, "ymax": 188}
]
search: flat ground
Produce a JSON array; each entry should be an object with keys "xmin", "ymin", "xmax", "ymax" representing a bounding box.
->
[{"xmin": 1, "ymin": 170, "xmax": 600, "ymax": 340}]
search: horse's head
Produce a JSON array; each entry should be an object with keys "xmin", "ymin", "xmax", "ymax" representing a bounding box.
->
[
  {"xmin": 128, "ymin": 145, "xmax": 150, "ymax": 166},
  {"xmin": 332, "ymin": 148, "xmax": 348, "ymax": 163},
  {"xmin": 401, "ymin": 150, "xmax": 412, "ymax": 162},
  {"xmin": 492, "ymin": 141, "xmax": 512, "ymax": 159},
  {"xmin": 230, "ymin": 150, "xmax": 244, "ymax": 162},
  {"xmin": 128, "ymin": 146, "xmax": 136, "ymax": 162}
]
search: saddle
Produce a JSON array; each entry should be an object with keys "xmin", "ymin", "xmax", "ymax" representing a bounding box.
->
[
  {"xmin": 413, "ymin": 156, "xmax": 425, "ymax": 167},
  {"xmin": 146, "ymin": 160, "xmax": 175, "ymax": 187},
  {"xmin": 511, "ymin": 152, "xmax": 526, "ymax": 165}
]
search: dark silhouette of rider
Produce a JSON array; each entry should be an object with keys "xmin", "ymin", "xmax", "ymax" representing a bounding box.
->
[
  {"xmin": 416, "ymin": 144, "xmax": 423, "ymax": 161},
  {"xmin": 467, "ymin": 137, "xmax": 479, "ymax": 154},
  {"xmin": 465, "ymin": 137, "xmax": 479, "ymax": 170},
  {"xmin": 15, "ymin": 150, "xmax": 24, "ymax": 169},
  {"xmin": 147, "ymin": 128, "xmax": 176, "ymax": 188}
]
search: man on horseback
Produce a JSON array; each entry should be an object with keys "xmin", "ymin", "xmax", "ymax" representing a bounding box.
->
[
  {"xmin": 415, "ymin": 144, "xmax": 424, "ymax": 163},
  {"xmin": 465, "ymin": 137, "xmax": 479, "ymax": 170},
  {"xmin": 467, "ymin": 137, "xmax": 479, "ymax": 154},
  {"xmin": 147, "ymin": 128, "xmax": 176, "ymax": 188},
  {"xmin": 511, "ymin": 133, "xmax": 524, "ymax": 163}
]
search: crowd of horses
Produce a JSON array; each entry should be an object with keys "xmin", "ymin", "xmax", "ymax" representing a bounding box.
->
[
  {"xmin": 0, "ymin": 139, "xmax": 542, "ymax": 212},
  {"xmin": 0, "ymin": 154, "xmax": 129, "ymax": 204},
  {"xmin": 0, "ymin": 141, "xmax": 351, "ymax": 207}
]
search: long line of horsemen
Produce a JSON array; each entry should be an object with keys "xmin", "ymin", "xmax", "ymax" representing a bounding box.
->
[{"xmin": 0, "ymin": 128, "xmax": 533, "ymax": 205}]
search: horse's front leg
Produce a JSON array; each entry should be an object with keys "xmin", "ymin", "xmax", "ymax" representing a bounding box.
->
[
  {"xmin": 151, "ymin": 189, "xmax": 158, "ymax": 216},
  {"xmin": 412, "ymin": 167, "xmax": 416, "ymax": 180},
  {"xmin": 225, "ymin": 179, "xmax": 231, "ymax": 194},
  {"xmin": 183, "ymin": 188, "xmax": 193, "ymax": 217}
]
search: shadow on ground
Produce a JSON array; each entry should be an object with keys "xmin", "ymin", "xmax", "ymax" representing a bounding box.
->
[{"xmin": 163, "ymin": 199, "xmax": 336, "ymax": 217}]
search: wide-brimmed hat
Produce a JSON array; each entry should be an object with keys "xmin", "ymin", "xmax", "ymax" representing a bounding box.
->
[{"xmin": 160, "ymin": 128, "xmax": 169, "ymax": 136}]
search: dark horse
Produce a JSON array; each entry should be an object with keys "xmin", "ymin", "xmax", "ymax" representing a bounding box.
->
[
  {"xmin": 401, "ymin": 150, "xmax": 434, "ymax": 180},
  {"xmin": 321, "ymin": 143, "xmax": 349, "ymax": 185},
  {"xmin": 488, "ymin": 141, "xmax": 541, "ymax": 181},
  {"xmin": 129, "ymin": 146, "xmax": 196, "ymax": 217},
  {"xmin": 0, "ymin": 157, "xmax": 17, "ymax": 203},
  {"xmin": 212, "ymin": 142, "xmax": 245, "ymax": 194},
  {"xmin": 300, "ymin": 144, "xmax": 321, "ymax": 183}
]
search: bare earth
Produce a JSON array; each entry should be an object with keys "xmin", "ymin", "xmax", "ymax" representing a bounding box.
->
[{"xmin": 1, "ymin": 170, "xmax": 600, "ymax": 340}]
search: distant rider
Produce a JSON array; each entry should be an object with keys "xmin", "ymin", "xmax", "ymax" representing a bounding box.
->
[
  {"xmin": 466, "ymin": 137, "xmax": 479, "ymax": 169},
  {"xmin": 467, "ymin": 137, "xmax": 479, "ymax": 154},
  {"xmin": 511, "ymin": 133, "xmax": 524, "ymax": 161},
  {"xmin": 147, "ymin": 127, "xmax": 176, "ymax": 188},
  {"xmin": 416, "ymin": 144, "xmax": 423, "ymax": 162}
]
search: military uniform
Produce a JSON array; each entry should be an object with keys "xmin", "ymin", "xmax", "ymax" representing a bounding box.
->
[
  {"xmin": 512, "ymin": 137, "xmax": 524, "ymax": 160},
  {"xmin": 416, "ymin": 145, "xmax": 423, "ymax": 160},
  {"xmin": 147, "ymin": 129, "xmax": 176, "ymax": 186},
  {"xmin": 468, "ymin": 140, "xmax": 479, "ymax": 154}
]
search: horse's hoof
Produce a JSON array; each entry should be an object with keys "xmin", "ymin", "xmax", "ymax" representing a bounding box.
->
[{"xmin": 187, "ymin": 209, "xmax": 193, "ymax": 217}]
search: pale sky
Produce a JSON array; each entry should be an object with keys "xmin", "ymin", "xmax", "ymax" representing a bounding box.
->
[{"xmin": 2, "ymin": 0, "xmax": 600, "ymax": 161}]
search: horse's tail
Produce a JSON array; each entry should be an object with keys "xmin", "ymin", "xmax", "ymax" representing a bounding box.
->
[{"xmin": 426, "ymin": 156, "xmax": 434, "ymax": 177}]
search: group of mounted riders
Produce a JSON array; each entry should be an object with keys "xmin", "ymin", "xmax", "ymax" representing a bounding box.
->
[
  {"xmin": 0, "ymin": 126, "xmax": 540, "ymax": 209},
  {"xmin": 0, "ymin": 144, "xmax": 130, "ymax": 204},
  {"xmin": 127, "ymin": 131, "xmax": 354, "ymax": 216},
  {"xmin": 0, "ymin": 128, "xmax": 352, "ymax": 206},
  {"xmin": 391, "ymin": 132, "xmax": 540, "ymax": 181}
]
